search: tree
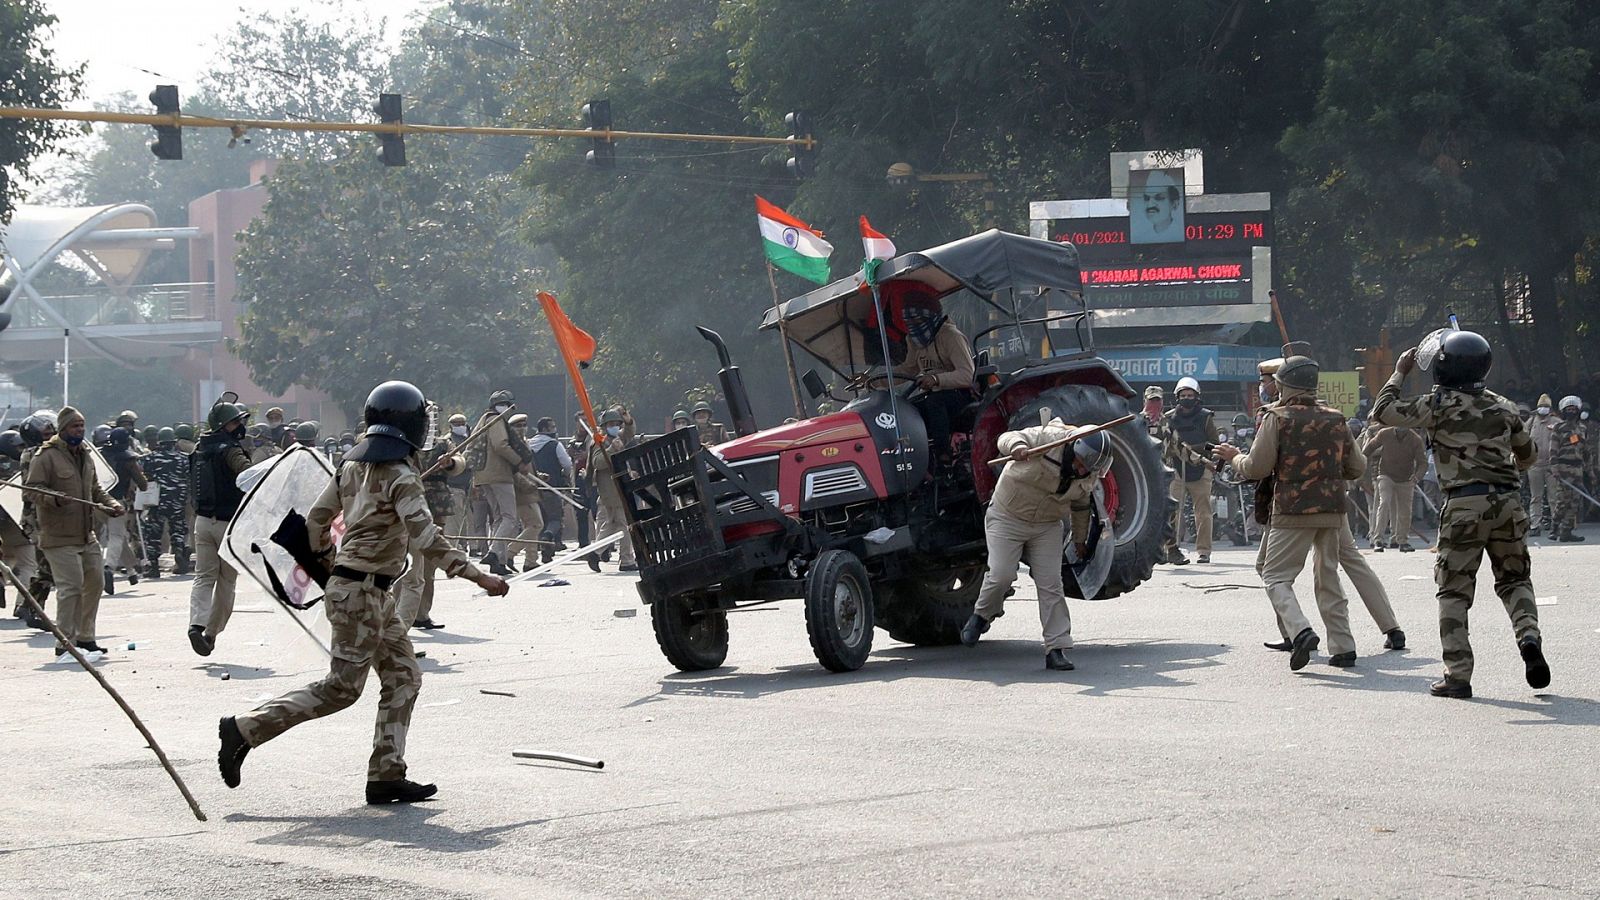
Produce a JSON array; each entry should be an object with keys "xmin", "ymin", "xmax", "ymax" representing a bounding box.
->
[
  {"xmin": 232, "ymin": 148, "xmax": 548, "ymax": 416},
  {"xmin": 0, "ymin": 0, "xmax": 82, "ymax": 223}
]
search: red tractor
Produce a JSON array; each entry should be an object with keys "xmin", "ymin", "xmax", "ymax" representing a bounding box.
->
[{"xmin": 613, "ymin": 230, "xmax": 1172, "ymax": 673}]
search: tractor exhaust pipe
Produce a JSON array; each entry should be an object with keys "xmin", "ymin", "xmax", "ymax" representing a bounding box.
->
[{"xmin": 696, "ymin": 326, "xmax": 759, "ymax": 437}]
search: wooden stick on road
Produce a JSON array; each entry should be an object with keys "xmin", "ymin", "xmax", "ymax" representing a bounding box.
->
[
  {"xmin": 0, "ymin": 558, "xmax": 207, "ymax": 822},
  {"xmin": 985, "ymin": 414, "xmax": 1136, "ymax": 467}
]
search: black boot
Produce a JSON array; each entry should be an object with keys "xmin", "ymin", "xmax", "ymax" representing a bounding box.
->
[
  {"xmin": 1327, "ymin": 651, "xmax": 1356, "ymax": 668},
  {"xmin": 412, "ymin": 617, "xmax": 443, "ymax": 630},
  {"xmin": 1044, "ymin": 648, "xmax": 1075, "ymax": 671},
  {"xmin": 1167, "ymin": 548, "xmax": 1190, "ymax": 566},
  {"xmin": 1520, "ymin": 637, "xmax": 1551, "ymax": 689},
  {"xmin": 1430, "ymin": 676, "xmax": 1472, "ymax": 699},
  {"xmin": 76, "ymin": 640, "xmax": 108, "ymax": 654},
  {"xmin": 1384, "ymin": 628, "xmax": 1406, "ymax": 651},
  {"xmin": 144, "ymin": 564, "xmax": 162, "ymax": 580},
  {"xmin": 366, "ymin": 778, "xmax": 438, "ymax": 804},
  {"xmin": 959, "ymin": 613, "xmax": 990, "ymax": 647},
  {"xmin": 103, "ymin": 566, "xmax": 115, "ymax": 596},
  {"xmin": 218, "ymin": 716, "xmax": 250, "ymax": 788},
  {"xmin": 585, "ymin": 552, "xmax": 601, "ymax": 573},
  {"xmin": 1289, "ymin": 628, "xmax": 1319, "ymax": 671},
  {"xmin": 188, "ymin": 624, "xmax": 214, "ymax": 657}
]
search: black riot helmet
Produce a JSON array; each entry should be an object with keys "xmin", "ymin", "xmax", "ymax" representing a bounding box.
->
[
  {"xmin": 0, "ymin": 430, "xmax": 23, "ymax": 460},
  {"xmin": 1433, "ymin": 330, "xmax": 1492, "ymax": 393},
  {"xmin": 362, "ymin": 380, "xmax": 431, "ymax": 449}
]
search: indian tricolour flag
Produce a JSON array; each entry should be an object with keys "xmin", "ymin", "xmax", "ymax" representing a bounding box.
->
[
  {"xmin": 756, "ymin": 195, "xmax": 832, "ymax": 285},
  {"xmin": 860, "ymin": 216, "xmax": 896, "ymax": 261}
]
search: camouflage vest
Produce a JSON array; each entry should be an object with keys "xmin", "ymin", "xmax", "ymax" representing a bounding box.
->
[
  {"xmin": 1551, "ymin": 419, "xmax": 1585, "ymax": 468},
  {"xmin": 1267, "ymin": 396, "xmax": 1348, "ymax": 517}
]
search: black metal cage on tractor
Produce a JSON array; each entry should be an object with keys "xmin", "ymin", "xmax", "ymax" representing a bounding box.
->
[{"xmin": 611, "ymin": 428, "xmax": 797, "ymax": 604}]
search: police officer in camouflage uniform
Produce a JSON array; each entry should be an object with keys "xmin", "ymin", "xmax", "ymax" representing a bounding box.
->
[
  {"xmin": 219, "ymin": 381, "xmax": 508, "ymax": 804},
  {"xmin": 1547, "ymin": 396, "xmax": 1586, "ymax": 542},
  {"xmin": 140, "ymin": 427, "xmax": 192, "ymax": 578},
  {"xmin": 1371, "ymin": 331, "xmax": 1549, "ymax": 699}
]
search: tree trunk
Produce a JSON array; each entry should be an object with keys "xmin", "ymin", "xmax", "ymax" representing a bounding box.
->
[{"xmin": 1525, "ymin": 260, "xmax": 1566, "ymax": 384}]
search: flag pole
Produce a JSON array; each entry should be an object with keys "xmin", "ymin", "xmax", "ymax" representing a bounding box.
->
[{"xmin": 766, "ymin": 260, "xmax": 807, "ymax": 420}]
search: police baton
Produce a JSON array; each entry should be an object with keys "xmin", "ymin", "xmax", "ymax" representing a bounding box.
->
[
  {"xmin": 418, "ymin": 404, "xmax": 515, "ymax": 480},
  {"xmin": 0, "ymin": 479, "xmax": 122, "ymax": 515},
  {"xmin": 985, "ymin": 414, "xmax": 1136, "ymax": 467}
]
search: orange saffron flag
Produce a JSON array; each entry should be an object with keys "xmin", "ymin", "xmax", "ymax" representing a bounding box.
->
[{"xmin": 538, "ymin": 291, "xmax": 603, "ymax": 441}]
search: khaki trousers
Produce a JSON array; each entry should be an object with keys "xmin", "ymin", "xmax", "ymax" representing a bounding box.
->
[
  {"xmin": 41, "ymin": 541, "xmax": 103, "ymax": 644},
  {"xmin": 595, "ymin": 494, "xmax": 635, "ymax": 566},
  {"xmin": 1169, "ymin": 471, "xmax": 1213, "ymax": 554},
  {"xmin": 395, "ymin": 546, "xmax": 437, "ymax": 625},
  {"xmin": 1527, "ymin": 465, "xmax": 1549, "ymax": 528},
  {"xmin": 973, "ymin": 507, "xmax": 1072, "ymax": 651},
  {"xmin": 1372, "ymin": 475, "xmax": 1414, "ymax": 545},
  {"xmin": 189, "ymin": 515, "xmax": 237, "ymax": 636},
  {"xmin": 1260, "ymin": 525, "xmax": 1354, "ymax": 655},
  {"xmin": 1262, "ymin": 520, "xmax": 1399, "ymax": 641},
  {"xmin": 482, "ymin": 482, "xmax": 519, "ymax": 558},
  {"xmin": 514, "ymin": 498, "xmax": 544, "ymax": 567}
]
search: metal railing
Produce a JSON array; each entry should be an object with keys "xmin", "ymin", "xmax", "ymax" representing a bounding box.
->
[{"xmin": 4, "ymin": 282, "xmax": 217, "ymax": 328}]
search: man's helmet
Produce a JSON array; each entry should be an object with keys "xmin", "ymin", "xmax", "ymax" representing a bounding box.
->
[
  {"xmin": 156, "ymin": 426, "xmax": 177, "ymax": 445},
  {"xmin": 115, "ymin": 409, "xmax": 137, "ymax": 427},
  {"xmin": 248, "ymin": 422, "xmax": 267, "ymax": 437},
  {"xmin": 489, "ymin": 389, "xmax": 514, "ymax": 407},
  {"xmin": 691, "ymin": 401, "xmax": 713, "ymax": 415},
  {"xmin": 174, "ymin": 423, "xmax": 195, "ymax": 442},
  {"xmin": 1069, "ymin": 427, "xmax": 1113, "ymax": 478},
  {"xmin": 672, "ymin": 409, "xmax": 691, "ymax": 424},
  {"xmin": 1175, "ymin": 376, "xmax": 1201, "ymax": 396},
  {"xmin": 1232, "ymin": 413, "xmax": 1250, "ymax": 428},
  {"xmin": 1559, "ymin": 395, "xmax": 1582, "ymax": 413},
  {"xmin": 296, "ymin": 421, "xmax": 320, "ymax": 443},
  {"xmin": 1143, "ymin": 385, "xmax": 1164, "ymax": 400},
  {"xmin": 363, "ymin": 380, "xmax": 431, "ymax": 449},
  {"xmin": 207, "ymin": 402, "xmax": 249, "ymax": 432},
  {"xmin": 142, "ymin": 425, "xmax": 158, "ymax": 444},
  {"xmin": 92, "ymin": 423, "xmax": 113, "ymax": 446},
  {"xmin": 19, "ymin": 410, "xmax": 56, "ymax": 446},
  {"xmin": 1275, "ymin": 355, "xmax": 1320, "ymax": 392},
  {"xmin": 0, "ymin": 430, "xmax": 23, "ymax": 460},
  {"xmin": 449, "ymin": 413, "xmax": 467, "ymax": 427},
  {"xmin": 107, "ymin": 427, "xmax": 132, "ymax": 450},
  {"xmin": 600, "ymin": 408, "xmax": 624, "ymax": 426},
  {"xmin": 265, "ymin": 406, "xmax": 284, "ymax": 419},
  {"xmin": 1432, "ymin": 331, "xmax": 1493, "ymax": 393}
]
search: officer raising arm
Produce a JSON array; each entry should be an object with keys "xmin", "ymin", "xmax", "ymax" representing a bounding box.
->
[
  {"xmin": 219, "ymin": 381, "xmax": 509, "ymax": 805},
  {"xmin": 1370, "ymin": 331, "xmax": 1548, "ymax": 699}
]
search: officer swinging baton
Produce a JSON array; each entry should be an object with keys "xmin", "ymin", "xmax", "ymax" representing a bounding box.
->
[
  {"xmin": 417, "ymin": 404, "xmax": 517, "ymax": 480},
  {"xmin": 985, "ymin": 414, "xmax": 1136, "ymax": 467},
  {"xmin": 0, "ymin": 479, "xmax": 121, "ymax": 514}
]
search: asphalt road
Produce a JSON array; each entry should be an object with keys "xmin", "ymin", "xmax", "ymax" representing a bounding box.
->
[{"xmin": 2, "ymin": 529, "xmax": 1598, "ymax": 898}]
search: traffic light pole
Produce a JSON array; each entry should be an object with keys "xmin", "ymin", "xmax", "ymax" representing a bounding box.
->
[{"xmin": 0, "ymin": 106, "xmax": 817, "ymax": 150}]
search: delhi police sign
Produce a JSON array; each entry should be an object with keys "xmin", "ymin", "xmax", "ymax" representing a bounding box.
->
[{"xmin": 1090, "ymin": 344, "xmax": 1277, "ymax": 383}]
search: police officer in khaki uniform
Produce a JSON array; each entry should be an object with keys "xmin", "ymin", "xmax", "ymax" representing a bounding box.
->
[
  {"xmin": 220, "ymin": 381, "xmax": 509, "ymax": 804},
  {"xmin": 471, "ymin": 390, "xmax": 528, "ymax": 575},
  {"xmin": 959, "ymin": 417, "xmax": 1112, "ymax": 671},
  {"xmin": 587, "ymin": 407, "xmax": 636, "ymax": 572},
  {"xmin": 1372, "ymin": 332, "xmax": 1548, "ymax": 698},
  {"xmin": 1216, "ymin": 355, "xmax": 1364, "ymax": 671},
  {"xmin": 690, "ymin": 401, "xmax": 726, "ymax": 447},
  {"xmin": 507, "ymin": 414, "xmax": 546, "ymax": 571},
  {"xmin": 1163, "ymin": 376, "xmax": 1220, "ymax": 564}
]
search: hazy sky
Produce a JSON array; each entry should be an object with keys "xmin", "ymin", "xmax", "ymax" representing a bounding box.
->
[{"xmin": 25, "ymin": 0, "xmax": 437, "ymax": 193}]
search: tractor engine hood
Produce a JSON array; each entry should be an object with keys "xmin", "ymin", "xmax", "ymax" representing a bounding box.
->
[{"xmin": 713, "ymin": 411, "xmax": 871, "ymax": 462}]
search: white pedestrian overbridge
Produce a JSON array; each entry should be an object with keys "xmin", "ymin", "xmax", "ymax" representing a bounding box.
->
[{"xmin": 0, "ymin": 203, "xmax": 221, "ymax": 365}]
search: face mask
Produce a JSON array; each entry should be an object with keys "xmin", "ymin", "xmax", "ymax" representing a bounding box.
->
[
  {"xmin": 1239, "ymin": 428, "xmax": 1253, "ymax": 437},
  {"xmin": 1562, "ymin": 410, "xmax": 1579, "ymax": 420},
  {"xmin": 605, "ymin": 425, "xmax": 622, "ymax": 437},
  {"xmin": 64, "ymin": 434, "xmax": 83, "ymax": 446},
  {"xmin": 1259, "ymin": 385, "xmax": 1274, "ymax": 403},
  {"xmin": 1143, "ymin": 400, "xmax": 1161, "ymax": 418},
  {"xmin": 494, "ymin": 404, "xmax": 511, "ymax": 414},
  {"xmin": 1537, "ymin": 406, "xmax": 1551, "ymax": 416},
  {"xmin": 1178, "ymin": 397, "xmax": 1200, "ymax": 411},
  {"xmin": 452, "ymin": 426, "xmax": 468, "ymax": 437},
  {"xmin": 1584, "ymin": 412, "xmax": 1591, "ymax": 421}
]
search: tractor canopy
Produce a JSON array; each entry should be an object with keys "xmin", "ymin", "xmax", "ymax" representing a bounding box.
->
[{"xmin": 759, "ymin": 229, "xmax": 1085, "ymax": 378}]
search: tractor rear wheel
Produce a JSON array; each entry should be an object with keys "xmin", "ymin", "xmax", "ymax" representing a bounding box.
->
[
  {"xmin": 651, "ymin": 594, "xmax": 729, "ymax": 672},
  {"xmin": 1010, "ymin": 384, "xmax": 1173, "ymax": 600},
  {"xmin": 875, "ymin": 565, "xmax": 984, "ymax": 646}
]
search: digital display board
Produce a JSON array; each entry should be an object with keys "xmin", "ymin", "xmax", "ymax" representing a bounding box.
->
[
  {"xmin": 1052, "ymin": 210, "xmax": 1272, "ymax": 262},
  {"xmin": 1081, "ymin": 258, "xmax": 1253, "ymax": 309}
]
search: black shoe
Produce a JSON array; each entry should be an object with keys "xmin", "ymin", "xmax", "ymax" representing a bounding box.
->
[
  {"xmin": 1396, "ymin": 543, "xmax": 1415, "ymax": 553},
  {"xmin": 586, "ymin": 553, "xmax": 601, "ymax": 573},
  {"xmin": 1196, "ymin": 553, "xmax": 1210, "ymax": 564},
  {"xmin": 1289, "ymin": 628, "xmax": 1319, "ymax": 671},
  {"xmin": 366, "ymin": 778, "xmax": 438, "ymax": 805},
  {"xmin": 144, "ymin": 565, "xmax": 161, "ymax": 580},
  {"xmin": 174, "ymin": 561, "xmax": 192, "ymax": 576},
  {"xmin": 103, "ymin": 566, "xmax": 115, "ymax": 596},
  {"xmin": 1528, "ymin": 526, "xmax": 1542, "ymax": 537},
  {"xmin": 188, "ymin": 624, "xmax": 213, "ymax": 657},
  {"xmin": 490, "ymin": 559, "xmax": 513, "ymax": 577},
  {"xmin": 601, "ymin": 548, "xmax": 613, "ymax": 563},
  {"xmin": 127, "ymin": 570, "xmax": 139, "ymax": 586},
  {"xmin": 75, "ymin": 640, "xmax": 108, "ymax": 654},
  {"xmin": 1328, "ymin": 651, "xmax": 1356, "ymax": 668},
  {"xmin": 959, "ymin": 613, "xmax": 990, "ymax": 648},
  {"xmin": 1430, "ymin": 676, "xmax": 1472, "ymax": 699},
  {"xmin": 1168, "ymin": 550, "xmax": 1190, "ymax": 566},
  {"xmin": 218, "ymin": 716, "xmax": 250, "ymax": 788},
  {"xmin": 1371, "ymin": 543, "xmax": 1385, "ymax": 553},
  {"xmin": 413, "ymin": 618, "xmax": 443, "ymax": 630},
  {"xmin": 522, "ymin": 559, "xmax": 536, "ymax": 572},
  {"xmin": 1384, "ymin": 628, "xmax": 1406, "ymax": 651},
  {"xmin": 541, "ymin": 551, "xmax": 555, "ymax": 565},
  {"xmin": 480, "ymin": 550, "xmax": 501, "ymax": 568},
  {"xmin": 1263, "ymin": 638, "xmax": 1294, "ymax": 651},
  {"xmin": 1044, "ymin": 648, "xmax": 1075, "ymax": 671},
  {"xmin": 619, "ymin": 563, "xmax": 639, "ymax": 573},
  {"xmin": 1520, "ymin": 637, "xmax": 1551, "ymax": 689}
]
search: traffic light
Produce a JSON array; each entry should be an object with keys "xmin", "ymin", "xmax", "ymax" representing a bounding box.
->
[
  {"xmin": 374, "ymin": 93, "xmax": 406, "ymax": 167},
  {"xmin": 149, "ymin": 85, "xmax": 182, "ymax": 161},
  {"xmin": 582, "ymin": 99, "xmax": 614, "ymax": 169},
  {"xmin": 785, "ymin": 111, "xmax": 815, "ymax": 180}
]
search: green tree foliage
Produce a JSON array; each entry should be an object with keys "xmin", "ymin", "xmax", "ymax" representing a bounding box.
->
[
  {"xmin": 0, "ymin": 0, "xmax": 82, "ymax": 223},
  {"xmin": 232, "ymin": 148, "xmax": 545, "ymax": 416}
]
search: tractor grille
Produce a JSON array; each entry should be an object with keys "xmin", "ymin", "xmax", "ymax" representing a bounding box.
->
[
  {"xmin": 804, "ymin": 465, "xmax": 868, "ymax": 502},
  {"xmin": 721, "ymin": 490, "xmax": 780, "ymax": 516}
]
